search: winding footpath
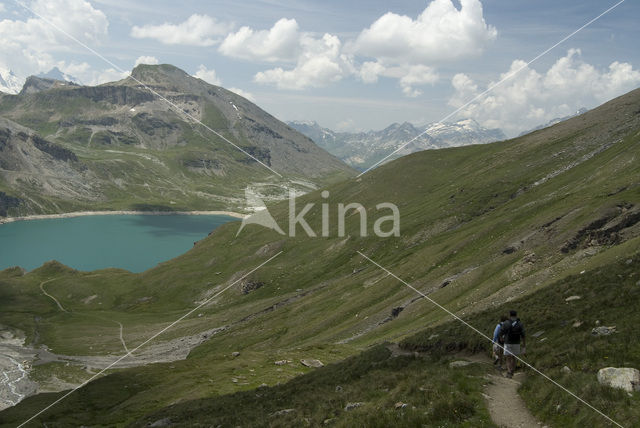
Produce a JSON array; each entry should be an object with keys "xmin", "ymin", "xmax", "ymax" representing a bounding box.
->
[
  {"xmin": 115, "ymin": 320, "xmax": 133, "ymax": 357},
  {"xmin": 39, "ymin": 278, "xmax": 68, "ymax": 312}
]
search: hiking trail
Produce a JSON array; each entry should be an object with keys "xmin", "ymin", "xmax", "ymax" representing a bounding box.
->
[
  {"xmin": 387, "ymin": 346, "xmax": 546, "ymax": 428},
  {"xmin": 462, "ymin": 353, "xmax": 545, "ymax": 427},
  {"xmin": 39, "ymin": 279, "xmax": 67, "ymax": 312}
]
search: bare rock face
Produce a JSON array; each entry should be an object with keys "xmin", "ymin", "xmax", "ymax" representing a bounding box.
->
[{"xmin": 597, "ymin": 367, "xmax": 640, "ymax": 392}]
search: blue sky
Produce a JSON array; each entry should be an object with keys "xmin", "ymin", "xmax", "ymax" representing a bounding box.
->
[{"xmin": 1, "ymin": 0, "xmax": 639, "ymax": 135}]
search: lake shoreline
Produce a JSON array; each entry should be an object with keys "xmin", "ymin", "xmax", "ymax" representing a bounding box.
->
[{"xmin": 0, "ymin": 210, "xmax": 247, "ymax": 225}]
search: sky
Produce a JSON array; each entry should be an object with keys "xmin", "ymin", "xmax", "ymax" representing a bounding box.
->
[{"xmin": 0, "ymin": 0, "xmax": 639, "ymax": 136}]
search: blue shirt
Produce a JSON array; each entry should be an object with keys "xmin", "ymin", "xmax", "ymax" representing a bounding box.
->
[{"xmin": 492, "ymin": 323, "xmax": 502, "ymax": 343}]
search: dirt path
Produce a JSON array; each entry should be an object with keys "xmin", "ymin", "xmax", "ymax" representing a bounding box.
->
[
  {"xmin": 115, "ymin": 320, "xmax": 132, "ymax": 356},
  {"xmin": 484, "ymin": 371, "xmax": 546, "ymax": 428},
  {"xmin": 39, "ymin": 279, "xmax": 67, "ymax": 312},
  {"xmin": 387, "ymin": 347, "xmax": 545, "ymax": 428}
]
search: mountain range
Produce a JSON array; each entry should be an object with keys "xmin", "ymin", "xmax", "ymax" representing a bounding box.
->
[
  {"xmin": 0, "ymin": 67, "xmax": 79, "ymax": 95},
  {"xmin": 0, "ymin": 87, "xmax": 638, "ymax": 426},
  {"xmin": 288, "ymin": 119, "xmax": 506, "ymax": 170},
  {"xmin": 0, "ymin": 64, "xmax": 354, "ymax": 217}
]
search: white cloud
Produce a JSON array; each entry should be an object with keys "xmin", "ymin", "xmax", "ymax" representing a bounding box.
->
[
  {"xmin": 0, "ymin": 0, "xmax": 108, "ymax": 55},
  {"xmin": 359, "ymin": 61, "xmax": 385, "ymax": 84},
  {"xmin": 193, "ymin": 64, "xmax": 222, "ymax": 86},
  {"xmin": 2, "ymin": 0, "xmax": 108, "ymax": 51},
  {"xmin": 354, "ymin": 0, "xmax": 496, "ymax": 64},
  {"xmin": 353, "ymin": 0, "xmax": 495, "ymax": 96},
  {"xmin": 219, "ymin": 18, "xmax": 300, "ymax": 62},
  {"xmin": 228, "ymin": 87, "xmax": 256, "ymax": 102},
  {"xmin": 0, "ymin": 0, "xmax": 109, "ymax": 86},
  {"xmin": 91, "ymin": 68, "xmax": 129, "ymax": 85},
  {"xmin": 131, "ymin": 14, "xmax": 231, "ymax": 47},
  {"xmin": 254, "ymin": 33, "xmax": 352, "ymax": 90},
  {"xmin": 216, "ymin": 1, "xmax": 494, "ymax": 95},
  {"xmin": 219, "ymin": 18, "xmax": 352, "ymax": 90},
  {"xmin": 449, "ymin": 49, "xmax": 640, "ymax": 135},
  {"xmin": 358, "ymin": 61, "xmax": 438, "ymax": 97},
  {"xmin": 0, "ymin": 3, "xmax": 5, "ymax": 13},
  {"xmin": 134, "ymin": 55, "xmax": 159, "ymax": 67}
]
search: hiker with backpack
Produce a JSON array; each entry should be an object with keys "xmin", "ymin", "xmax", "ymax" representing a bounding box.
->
[
  {"xmin": 492, "ymin": 314, "xmax": 508, "ymax": 369},
  {"xmin": 500, "ymin": 310, "xmax": 526, "ymax": 378}
]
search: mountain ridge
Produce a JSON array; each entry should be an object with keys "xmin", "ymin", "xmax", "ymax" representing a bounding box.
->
[
  {"xmin": 0, "ymin": 64, "xmax": 355, "ymax": 217},
  {"xmin": 288, "ymin": 118, "xmax": 506, "ymax": 169}
]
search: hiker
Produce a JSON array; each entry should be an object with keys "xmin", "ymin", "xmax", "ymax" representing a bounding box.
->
[
  {"xmin": 492, "ymin": 314, "xmax": 508, "ymax": 369},
  {"xmin": 501, "ymin": 310, "xmax": 526, "ymax": 378}
]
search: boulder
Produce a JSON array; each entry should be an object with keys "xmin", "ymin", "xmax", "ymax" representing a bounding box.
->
[
  {"xmin": 449, "ymin": 360, "xmax": 472, "ymax": 368},
  {"xmin": 591, "ymin": 326, "xmax": 616, "ymax": 336},
  {"xmin": 597, "ymin": 367, "xmax": 640, "ymax": 392},
  {"xmin": 300, "ymin": 358, "xmax": 324, "ymax": 368},
  {"xmin": 270, "ymin": 408, "xmax": 295, "ymax": 417},
  {"xmin": 148, "ymin": 418, "xmax": 171, "ymax": 427},
  {"xmin": 344, "ymin": 402, "xmax": 364, "ymax": 411}
]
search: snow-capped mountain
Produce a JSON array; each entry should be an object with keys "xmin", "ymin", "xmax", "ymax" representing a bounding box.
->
[
  {"xmin": 36, "ymin": 67, "xmax": 80, "ymax": 84},
  {"xmin": 288, "ymin": 119, "xmax": 505, "ymax": 170},
  {"xmin": 0, "ymin": 67, "xmax": 80, "ymax": 95},
  {"xmin": 0, "ymin": 67, "xmax": 24, "ymax": 94}
]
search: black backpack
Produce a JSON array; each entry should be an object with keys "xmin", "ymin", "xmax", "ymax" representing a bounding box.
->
[{"xmin": 501, "ymin": 319, "xmax": 523, "ymax": 343}]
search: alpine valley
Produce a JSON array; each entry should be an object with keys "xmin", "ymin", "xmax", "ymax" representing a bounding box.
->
[{"xmin": 0, "ymin": 86, "xmax": 639, "ymax": 427}]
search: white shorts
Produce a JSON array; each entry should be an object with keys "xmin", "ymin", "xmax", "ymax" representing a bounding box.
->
[{"xmin": 504, "ymin": 343, "xmax": 520, "ymax": 356}]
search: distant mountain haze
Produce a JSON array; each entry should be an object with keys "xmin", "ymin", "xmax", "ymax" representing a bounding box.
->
[{"xmin": 288, "ymin": 119, "xmax": 505, "ymax": 170}]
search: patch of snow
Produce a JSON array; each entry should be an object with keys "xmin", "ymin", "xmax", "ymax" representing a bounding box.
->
[{"xmin": 0, "ymin": 68, "xmax": 23, "ymax": 94}]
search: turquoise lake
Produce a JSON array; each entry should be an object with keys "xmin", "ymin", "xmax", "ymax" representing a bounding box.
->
[{"xmin": 0, "ymin": 214, "xmax": 237, "ymax": 273}]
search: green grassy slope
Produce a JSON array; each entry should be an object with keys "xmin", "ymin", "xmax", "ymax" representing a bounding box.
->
[
  {"xmin": 130, "ymin": 254, "xmax": 640, "ymax": 427},
  {"xmin": 0, "ymin": 88, "xmax": 639, "ymax": 426}
]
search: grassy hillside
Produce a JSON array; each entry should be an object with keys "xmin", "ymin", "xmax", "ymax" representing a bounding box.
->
[
  {"xmin": 136, "ymin": 254, "xmax": 640, "ymax": 427},
  {"xmin": 0, "ymin": 88, "xmax": 639, "ymax": 426}
]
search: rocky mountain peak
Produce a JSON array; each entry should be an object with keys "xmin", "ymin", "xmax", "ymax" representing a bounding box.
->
[
  {"xmin": 129, "ymin": 64, "xmax": 196, "ymax": 88},
  {"xmin": 19, "ymin": 75, "xmax": 77, "ymax": 95}
]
